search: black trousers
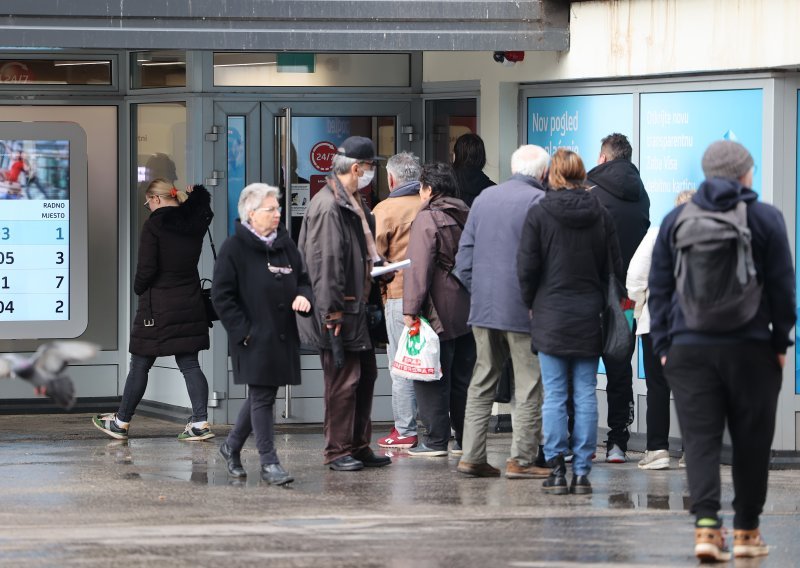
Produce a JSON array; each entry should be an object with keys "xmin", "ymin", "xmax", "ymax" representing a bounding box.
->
[
  {"xmin": 414, "ymin": 331, "xmax": 476, "ymax": 450},
  {"xmin": 227, "ymin": 385, "xmax": 280, "ymax": 465},
  {"xmin": 641, "ymin": 334, "xmax": 671, "ymax": 451},
  {"xmin": 603, "ymin": 347, "xmax": 634, "ymax": 451},
  {"xmin": 665, "ymin": 342, "xmax": 782, "ymax": 529}
]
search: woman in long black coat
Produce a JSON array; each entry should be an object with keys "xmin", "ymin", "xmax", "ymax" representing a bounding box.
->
[
  {"xmin": 212, "ymin": 183, "xmax": 312, "ymax": 485},
  {"xmin": 93, "ymin": 179, "xmax": 214, "ymax": 441}
]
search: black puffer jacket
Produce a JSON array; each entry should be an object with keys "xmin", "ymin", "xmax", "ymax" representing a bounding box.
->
[
  {"xmin": 455, "ymin": 167, "xmax": 496, "ymax": 207},
  {"xmin": 586, "ymin": 159, "xmax": 650, "ymax": 272},
  {"xmin": 517, "ymin": 188, "xmax": 624, "ymax": 357},
  {"xmin": 212, "ymin": 222, "xmax": 312, "ymax": 387},
  {"xmin": 129, "ymin": 186, "xmax": 213, "ymax": 357}
]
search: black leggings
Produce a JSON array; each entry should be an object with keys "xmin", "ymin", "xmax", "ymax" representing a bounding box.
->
[{"xmin": 118, "ymin": 353, "xmax": 209, "ymax": 423}]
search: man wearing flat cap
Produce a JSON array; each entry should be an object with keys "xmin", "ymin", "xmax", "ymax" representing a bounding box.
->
[
  {"xmin": 298, "ymin": 136, "xmax": 391, "ymax": 471},
  {"xmin": 648, "ymin": 140, "xmax": 795, "ymax": 561}
]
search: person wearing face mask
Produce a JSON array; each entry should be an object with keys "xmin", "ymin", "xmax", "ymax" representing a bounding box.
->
[
  {"xmin": 212, "ymin": 183, "xmax": 312, "ymax": 485},
  {"xmin": 297, "ymin": 136, "xmax": 392, "ymax": 472},
  {"xmin": 93, "ymin": 179, "xmax": 215, "ymax": 442}
]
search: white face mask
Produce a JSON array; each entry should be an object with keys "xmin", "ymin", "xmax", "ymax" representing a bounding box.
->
[{"xmin": 358, "ymin": 167, "xmax": 375, "ymax": 189}]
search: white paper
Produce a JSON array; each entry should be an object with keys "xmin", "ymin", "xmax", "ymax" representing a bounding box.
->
[{"xmin": 371, "ymin": 259, "xmax": 411, "ymax": 278}]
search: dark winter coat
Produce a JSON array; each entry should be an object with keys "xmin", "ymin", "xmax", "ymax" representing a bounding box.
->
[
  {"xmin": 297, "ymin": 175, "xmax": 375, "ymax": 352},
  {"xmin": 404, "ymin": 195, "xmax": 471, "ymax": 340},
  {"xmin": 517, "ymin": 188, "xmax": 624, "ymax": 357},
  {"xmin": 649, "ymin": 177, "xmax": 796, "ymax": 358},
  {"xmin": 586, "ymin": 159, "xmax": 650, "ymax": 272},
  {"xmin": 455, "ymin": 166, "xmax": 496, "ymax": 207},
  {"xmin": 455, "ymin": 174, "xmax": 546, "ymax": 334},
  {"xmin": 211, "ymin": 222, "xmax": 312, "ymax": 387},
  {"xmin": 129, "ymin": 186, "xmax": 213, "ymax": 357}
]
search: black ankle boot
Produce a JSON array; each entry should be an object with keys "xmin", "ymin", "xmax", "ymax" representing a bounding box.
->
[
  {"xmin": 570, "ymin": 474, "xmax": 592, "ymax": 494},
  {"xmin": 534, "ymin": 444, "xmax": 547, "ymax": 468},
  {"xmin": 219, "ymin": 442, "xmax": 246, "ymax": 478},
  {"xmin": 542, "ymin": 454, "xmax": 568, "ymax": 495}
]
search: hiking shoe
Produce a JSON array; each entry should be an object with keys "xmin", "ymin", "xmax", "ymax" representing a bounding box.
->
[
  {"xmin": 450, "ymin": 441, "xmax": 463, "ymax": 456},
  {"xmin": 606, "ymin": 444, "xmax": 627, "ymax": 463},
  {"xmin": 695, "ymin": 526, "xmax": 731, "ymax": 562},
  {"xmin": 92, "ymin": 413, "xmax": 128, "ymax": 440},
  {"xmin": 679, "ymin": 453, "xmax": 687, "ymax": 468},
  {"xmin": 638, "ymin": 449, "xmax": 670, "ymax": 470},
  {"xmin": 457, "ymin": 460, "xmax": 501, "ymax": 477},
  {"xmin": 377, "ymin": 428, "xmax": 418, "ymax": 449},
  {"xmin": 733, "ymin": 529, "xmax": 769, "ymax": 558},
  {"xmin": 177, "ymin": 421, "xmax": 215, "ymax": 441},
  {"xmin": 506, "ymin": 458, "xmax": 550, "ymax": 479},
  {"xmin": 407, "ymin": 443, "xmax": 448, "ymax": 457}
]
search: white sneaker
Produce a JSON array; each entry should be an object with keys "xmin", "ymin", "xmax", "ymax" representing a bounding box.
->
[
  {"xmin": 678, "ymin": 453, "xmax": 687, "ymax": 468},
  {"xmin": 638, "ymin": 449, "xmax": 670, "ymax": 470},
  {"xmin": 605, "ymin": 444, "xmax": 627, "ymax": 463}
]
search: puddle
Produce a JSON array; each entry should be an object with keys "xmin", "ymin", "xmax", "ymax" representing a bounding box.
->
[{"xmin": 607, "ymin": 492, "xmax": 691, "ymax": 511}]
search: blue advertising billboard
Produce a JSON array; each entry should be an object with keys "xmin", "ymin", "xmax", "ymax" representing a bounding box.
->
[
  {"xmin": 527, "ymin": 94, "xmax": 634, "ymax": 166},
  {"xmin": 639, "ymin": 89, "xmax": 763, "ymax": 228}
]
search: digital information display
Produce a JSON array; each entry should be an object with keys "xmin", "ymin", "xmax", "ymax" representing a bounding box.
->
[{"xmin": 0, "ymin": 122, "xmax": 87, "ymax": 339}]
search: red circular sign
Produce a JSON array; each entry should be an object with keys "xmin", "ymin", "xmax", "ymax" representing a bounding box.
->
[{"xmin": 310, "ymin": 141, "xmax": 337, "ymax": 173}]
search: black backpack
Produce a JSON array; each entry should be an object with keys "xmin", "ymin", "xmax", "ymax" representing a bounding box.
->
[{"xmin": 671, "ymin": 200, "xmax": 762, "ymax": 332}]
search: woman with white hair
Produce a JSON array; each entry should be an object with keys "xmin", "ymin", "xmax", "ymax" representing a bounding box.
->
[{"xmin": 212, "ymin": 183, "xmax": 312, "ymax": 485}]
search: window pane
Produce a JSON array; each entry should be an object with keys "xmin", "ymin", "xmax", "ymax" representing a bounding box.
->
[
  {"xmin": 134, "ymin": 102, "xmax": 187, "ymax": 234},
  {"xmin": 0, "ymin": 59, "xmax": 111, "ymax": 86},
  {"xmin": 214, "ymin": 52, "xmax": 410, "ymax": 87},
  {"xmin": 131, "ymin": 51, "xmax": 186, "ymax": 89},
  {"xmin": 227, "ymin": 116, "xmax": 246, "ymax": 235}
]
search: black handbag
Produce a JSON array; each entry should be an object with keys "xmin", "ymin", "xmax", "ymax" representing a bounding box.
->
[
  {"xmin": 201, "ymin": 229, "xmax": 219, "ymax": 327},
  {"xmin": 601, "ymin": 250, "xmax": 634, "ymax": 361}
]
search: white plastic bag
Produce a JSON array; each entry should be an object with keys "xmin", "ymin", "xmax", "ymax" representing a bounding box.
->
[{"xmin": 391, "ymin": 318, "xmax": 441, "ymax": 381}]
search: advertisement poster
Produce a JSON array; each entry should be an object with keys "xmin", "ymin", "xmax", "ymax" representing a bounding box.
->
[
  {"xmin": 290, "ymin": 183, "xmax": 310, "ymax": 217},
  {"xmin": 639, "ymin": 89, "xmax": 763, "ymax": 228},
  {"xmin": 527, "ymin": 94, "xmax": 634, "ymax": 165}
]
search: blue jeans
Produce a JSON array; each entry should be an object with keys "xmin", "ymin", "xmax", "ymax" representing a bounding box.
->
[
  {"xmin": 118, "ymin": 353, "xmax": 209, "ymax": 423},
  {"xmin": 385, "ymin": 298, "xmax": 417, "ymax": 437},
  {"xmin": 539, "ymin": 352, "xmax": 599, "ymax": 476}
]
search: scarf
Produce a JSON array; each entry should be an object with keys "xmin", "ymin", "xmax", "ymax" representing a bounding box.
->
[{"xmin": 244, "ymin": 222, "xmax": 278, "ymax": 248}]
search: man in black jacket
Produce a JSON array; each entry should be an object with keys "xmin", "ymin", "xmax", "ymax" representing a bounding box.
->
[
  {"xmin": 586, "ymin": 133, "xmax": 650, "ymax": 463},
  {"xmin": 649, "ymin": 140, "xmax": 795, "ymax": 562}
]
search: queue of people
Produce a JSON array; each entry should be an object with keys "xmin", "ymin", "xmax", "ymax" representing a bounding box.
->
[{"xmin": 91, "ymin": 133, "xmax": 794, "ymax": 562}]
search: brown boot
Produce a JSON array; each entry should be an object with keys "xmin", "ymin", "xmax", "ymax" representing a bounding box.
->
[
  {"xmin": 456, "ymin": 460, "xmax": 501, "ymax": 477},
  {"xmin": 733, "ymin": 528, "xmax": 769, "ymax": 558},
  {"xmin": 506, "ymin": 458, "xmax": 550, "ymax": 479},
  {"xmin": 695, "ymin": 526, "xmax": 731, "ymax": 563}
]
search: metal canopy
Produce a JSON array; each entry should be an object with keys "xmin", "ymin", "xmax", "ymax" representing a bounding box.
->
[{"xmin": 0, "ymin": 0, "xmax": 569, "ymax": 52}]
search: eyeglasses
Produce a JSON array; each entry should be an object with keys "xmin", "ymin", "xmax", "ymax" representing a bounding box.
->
[
  {"xmin": 255, "ymin": 206, "xmax": 282, "ymax": 214},
  {"xmin": 268, "ymin": 262, "xmax": 293, "ymax": 275},
  {"xmin": 143, "ymin": 196, "xmax": 152, "ymax": 208}
]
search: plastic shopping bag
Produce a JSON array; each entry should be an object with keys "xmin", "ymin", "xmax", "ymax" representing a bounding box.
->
[{"xmin": 391, "ymin": 318, "xmax": 442, "ymax": 381}]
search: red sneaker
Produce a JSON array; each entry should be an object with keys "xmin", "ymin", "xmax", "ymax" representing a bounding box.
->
[{"xmin": 377, "ymin": 428, "xmax": 418, "ymax": 449}]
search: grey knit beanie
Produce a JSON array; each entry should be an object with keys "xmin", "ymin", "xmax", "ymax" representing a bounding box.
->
[{"xmin": 701, "ymin": 140, "xmax": 754, "ymax": 180}]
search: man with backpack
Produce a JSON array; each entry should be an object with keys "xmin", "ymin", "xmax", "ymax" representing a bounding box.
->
[{"xmin": 649, "ymin": 140, "xmax": 795, "ymax": 562}]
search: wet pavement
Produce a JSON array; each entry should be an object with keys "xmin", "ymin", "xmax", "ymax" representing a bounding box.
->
[{"xmin": 1, "ymin": 414, "xmax": 798, "ymax": 567}]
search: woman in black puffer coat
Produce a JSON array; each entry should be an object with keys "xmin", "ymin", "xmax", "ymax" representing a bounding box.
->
[
  {"xmin": 517, "ymin": 149, "xmax": 623, "ymax": 496},
  {"xmin": 93, "ymin": 179, "xmax": 214, "ymax": 442}
]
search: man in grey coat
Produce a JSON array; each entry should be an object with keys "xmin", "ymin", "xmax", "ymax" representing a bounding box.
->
[{"xmin": 455, "ymin": 145, "xmax": 551, "ymax": 478}]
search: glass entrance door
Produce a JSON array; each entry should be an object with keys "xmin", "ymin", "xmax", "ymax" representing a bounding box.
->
[{"xmin": 213, "ymin": 99, "xmax": 416, "ymax": 424}]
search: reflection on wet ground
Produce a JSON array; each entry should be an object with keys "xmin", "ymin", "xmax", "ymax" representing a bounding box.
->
[{"xmin": 1, "ymin": 413, "xmax": 799, "ymax": 566}]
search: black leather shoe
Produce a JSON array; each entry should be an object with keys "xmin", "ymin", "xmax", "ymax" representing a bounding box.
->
[
  {"xmin": 219, "ymin": 442, "xmax": 246, "ymax": 478},
  {"xmin": 534, "ymin": 444, "xmax": 547, "ymax": 468},
  {"xmin": 261, "ymin": 463, "xmax": 294, "ymax": 485},
  {"xmin": 570, "ymin": 474, "xmax": 592, "ymax": 494},
  {"xmin": 353, "ymin": 450, "xmax": 391, "ymax": 468},
  {"xmin": 328, "ymin": 455, "xmax": 364, "ymax": 471},
  {"xmin": 542, "ymin": 454, "xmax": 568, "ymax": 495}
]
